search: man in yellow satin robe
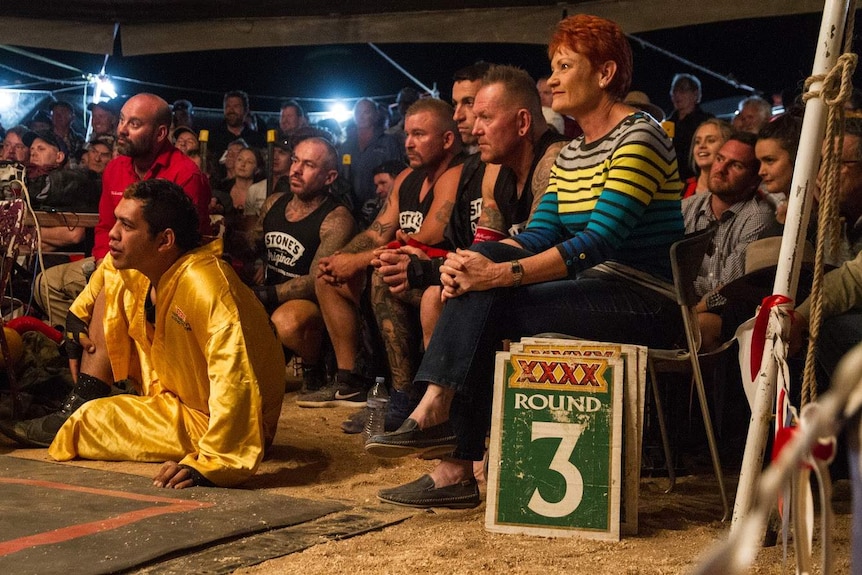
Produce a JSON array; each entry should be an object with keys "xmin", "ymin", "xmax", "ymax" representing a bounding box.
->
[{"xmin": 4, "ymin": 179, "xmax": 284, "ymax": 488}]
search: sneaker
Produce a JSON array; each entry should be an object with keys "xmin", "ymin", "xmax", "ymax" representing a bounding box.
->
[
  {"xmin": 295, "ymin": 384, "xmax": 339, "ymax": 408},
  {"xmin": 341, "ymin": 407, "xmax": 368, "ymax": 434},
  {"xmin": 331, "ymin": 382, "xmax": 367, "ymax": 407},
  {"xmin": 301, "ymin": 364, "xmax": 327, "ymax": 392},
  {"xmin": 295, "ymin": 382, "xmax": 367, "ymax": 407}
]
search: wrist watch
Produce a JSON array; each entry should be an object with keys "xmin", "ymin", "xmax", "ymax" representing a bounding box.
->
[{"xmin": 510, "ymin": 260, "xmax": 523, "ymax": 288}]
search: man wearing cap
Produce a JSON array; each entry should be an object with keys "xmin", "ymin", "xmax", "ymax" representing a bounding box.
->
[
  {"xmin": 28, "ymin": 110, "xmax": 53, "ymax": 133},
  {"xmin": 24, "ymin": 129, "xmax": 100, "ymax": 254},
  {"xmin": 172, "ymin": 126, "xmax": 199, "ymax": 156},
  {"xmin": 50, "ymin": 101, "xmax": 85, "ymax": 163},
  {"xmin": 87, "ymin": 99, "xmax": 120, "ymax": 138},
  {"xmin": 386, "ymin": 87, "xmax": 420, "ymax": 146},
  {"xmin": 171, "ymin": 99, "xmax": 194, "ymax": 131},
  {"xmin": 81, "ymin": 135, "xmax": 114, "ymax": 176},
  {"xmin": 34, "ymin": 93, "xmax": 212, "ymax": 326},
  {"xmin": 624, "ymin": 91, "xmax": 666, "ymax": 123}
]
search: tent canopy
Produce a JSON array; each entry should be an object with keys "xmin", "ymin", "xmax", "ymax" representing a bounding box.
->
[{"xmin": 3, "ymin": 1, "xmax": 826, "ymax": 55}]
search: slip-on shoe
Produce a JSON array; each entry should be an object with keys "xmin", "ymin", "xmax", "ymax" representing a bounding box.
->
[
  {"xmin": 378, "ymin": 474, "xmax": 480, "ymax": 509},
  {"xmin": 365, "ymin": 417, "xmax": 456, "ymax": 459}
]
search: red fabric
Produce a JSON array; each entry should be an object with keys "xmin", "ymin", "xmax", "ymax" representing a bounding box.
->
[
  {"xmin": 6, "ymin": 316, "xmax": 62, "ymax": 342},
  {"xmin": 749, "ymin": 294, "xmax": 792, "ymax": 383},
  {"xmin": 472, "ymin": 226, "xmax": 507, "ymax": 244},
  {"xmin": 682, "ymin": 177, "xmax": 698, "ymax": 199},
  {"xmin": 92, "ymin": 140, "xmax": 212, "ymax": 259},
  {"xmin": 405, "ymin": 237, "xmax": 449, "ymax": 259}
]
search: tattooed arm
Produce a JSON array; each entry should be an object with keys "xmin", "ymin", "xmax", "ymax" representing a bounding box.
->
[
  {"xmin": 475, "ymin": 163, "xmax": 507, "ymax": 234},
  {"xmin": 275, "ymin": 205, "xmax": 357, "ymax": 302},
  {"xmin": 527, "ymin": 141, "xmax": 566, "ymax": 226},
  {"xmin": 317, "ymin": 170, "xmax": 406, "ymax": 284},
  {"xmin": 406, "ymin": 165, "xmax": 460, "ymax": 247}
]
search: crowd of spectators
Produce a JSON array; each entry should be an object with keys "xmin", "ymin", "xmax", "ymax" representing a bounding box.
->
[{"xmin": 0, "ymin": 13, "xmax": 859, "ymax": 518}]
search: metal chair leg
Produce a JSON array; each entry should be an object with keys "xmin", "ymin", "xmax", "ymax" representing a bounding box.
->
[
  {"xmin": 648, "ymin": 359, "xmax": 676, "ymax": 493},
  {"xmin": 690, "ymin": 355, "xmax": 731, "ymax": 521}
]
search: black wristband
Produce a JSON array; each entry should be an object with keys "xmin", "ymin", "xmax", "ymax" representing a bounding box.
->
[
  {"xmin": 178, "ymin": 464, "xmax": 215, "ymax": 487},
  {"xmin": 62, "ymin": 311, "xmax": 89, "ymax": 361},
  {"xmin": 406, "ymin": 254, "xmax": 425, "ymax": 289},
  {"xmin": 406, "ymin": 257, "xmax": 445, "ymax": 289}
]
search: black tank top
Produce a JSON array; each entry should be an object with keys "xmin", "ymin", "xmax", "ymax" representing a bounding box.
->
[
  {"xmin": 263, "ymin": 192, "xmax": 339, "ymax": 284},
  {"xmin": 495, "ymin": 129, "xmax": 569, "ymax": 236}
]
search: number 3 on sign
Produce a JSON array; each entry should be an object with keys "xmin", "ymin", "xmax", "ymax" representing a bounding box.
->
[{"xmin": 527, "ymin": 421, "xmax": 585, "ymax": 518}]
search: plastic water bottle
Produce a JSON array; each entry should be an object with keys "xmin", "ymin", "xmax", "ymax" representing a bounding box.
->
[{"xmin": 363, "ymin": 377, "xmax": 389, "ymax": 440}]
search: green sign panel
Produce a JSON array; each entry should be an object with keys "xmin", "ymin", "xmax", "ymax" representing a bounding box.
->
[{"xmin": 486, "ymin": 349, "xmax": 624, "ymax": 540}]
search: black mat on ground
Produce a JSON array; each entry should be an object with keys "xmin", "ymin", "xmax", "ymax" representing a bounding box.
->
[{"xmin": 0, "ymin": 455, "xmax": 346, "ymax": 575}]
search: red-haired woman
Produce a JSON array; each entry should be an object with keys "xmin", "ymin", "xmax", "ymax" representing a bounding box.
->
[{"xmin": 368, "ymin": 14, "xmax": 686, "ymax": 509}]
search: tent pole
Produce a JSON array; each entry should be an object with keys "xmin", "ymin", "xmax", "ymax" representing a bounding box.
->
[
  {"xmin": 367, "ymin": 43, "xmax": 438, "ymax": 98},
  {"xmin": 731, "ymin": 0, "xmax": 851, "ymax": 531},
  {"xmin": 626, "ymin": 34, "xmax": 758, "ymax": 94}
]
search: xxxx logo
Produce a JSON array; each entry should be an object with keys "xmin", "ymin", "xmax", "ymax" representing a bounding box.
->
[{"xmin": 509, "ymin": 354, "xmax": 607, "ymax": 392}]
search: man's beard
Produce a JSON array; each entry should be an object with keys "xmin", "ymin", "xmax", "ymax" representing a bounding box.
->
[{"xmin": 117, "ymin": 138, "xmax": 148, "ymax": 158}]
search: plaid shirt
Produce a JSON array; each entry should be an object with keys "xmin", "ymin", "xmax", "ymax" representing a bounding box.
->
[{"xmin": 682, "ymin": 192, "xmax": 780, "ymax": 311}]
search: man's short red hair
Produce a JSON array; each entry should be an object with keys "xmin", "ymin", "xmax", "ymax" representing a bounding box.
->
[{"xmin": 548, "ymin": 14, "xmax": 633, "ymax": 100}]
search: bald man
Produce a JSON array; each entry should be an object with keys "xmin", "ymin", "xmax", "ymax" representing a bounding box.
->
[{"xmin": 35, "ymin": 93, "xmax": 212, "ymax": 326}]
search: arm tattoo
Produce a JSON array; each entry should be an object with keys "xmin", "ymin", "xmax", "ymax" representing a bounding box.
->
[
  {"xmin": 434, "ymin": 200, "xmax": 455, "ymax": 225},
  {"xmin": 278, "ymin": 208, "xmax": 357, "ymax": 301},
  {"xmin": 478, "ymin": 203, "xmax": 506, "ymax": 232}
]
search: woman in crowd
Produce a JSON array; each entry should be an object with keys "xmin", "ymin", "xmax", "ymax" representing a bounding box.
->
[
  {"xmin": 366, "ymin": 14, "xmax": 685, "ymax": 509},
  {"xmin": 216, "ymin": 137, "xmax": 248, "ymax": 183},
  {"xmin": 683, "ymin": 118, "xmax": 732, "ymax": 198},
  {"xmin": 755, "ymin": 113, "xmax": 802, "ymax": 225},
  {"xmin": 213, "ymin": 147, "xmax": 265, "ymax": 220}
]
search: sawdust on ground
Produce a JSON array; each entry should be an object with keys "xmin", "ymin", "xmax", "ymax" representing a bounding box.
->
[{"xmin": 4, "ymin": 384, "xmax": 853, "ymax": 574}]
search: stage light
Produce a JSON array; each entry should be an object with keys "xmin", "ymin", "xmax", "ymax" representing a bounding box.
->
[
  {"xmin": 90, "ymin": 74, "xmax": 117, "ymax": 103},
  {"xmin": 0, "ymin": 90, "xmax": 14, "ymax": 112},
  {"xmin": 327, "ymin": 101, "xmax": 353, "ymax": 124}
]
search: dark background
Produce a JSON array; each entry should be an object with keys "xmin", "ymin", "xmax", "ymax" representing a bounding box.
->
[{"xmin": 1, "ymin": 12, "xmax": 858, "ymax": 124}]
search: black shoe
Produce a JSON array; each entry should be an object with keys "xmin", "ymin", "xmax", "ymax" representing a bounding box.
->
[
  {"xmin": 301, "ymin": 364, "xmax": 327, "ymax": 392},
  {"xmin": 378, "ymin": 474, "xmax": 480, "ymax": 509},
  {"xmin": 365, "ymin": 417, "xmax": 456, "ymax": 459},
  {"xmin": 385, "ymin": 388, "xmax": 415, "ymax": 432},
  {"xmin": 0, "ymin": 374, "xmax": 109, "ymax": 448},
  {"xmin": 341, "ymin": 407, "xmax": 368, "ymax": 434}
]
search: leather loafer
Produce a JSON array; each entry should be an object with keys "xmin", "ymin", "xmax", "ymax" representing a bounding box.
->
[
  {"xmin": 365, "ymin": 417, "xmax": 456, "ymax": 459},
  {"xmin": 378, "ymin": 474, "xmax": 480, "ymax": 509}
]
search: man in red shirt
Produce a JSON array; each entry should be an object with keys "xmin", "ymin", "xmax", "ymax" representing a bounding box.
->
[{"xmin": 34, "ymin": 93, "xmax": 211, "ymax": 326}]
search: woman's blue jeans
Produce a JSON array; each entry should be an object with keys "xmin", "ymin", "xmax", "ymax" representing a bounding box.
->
[{"xmin": 414, "ymin": 241, "xmax": 682, "ymax": 461}]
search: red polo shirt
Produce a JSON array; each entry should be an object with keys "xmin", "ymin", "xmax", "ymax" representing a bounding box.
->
[{"xmin": 93, "ymin": 140, "xmax": 211, "ymax": 259}]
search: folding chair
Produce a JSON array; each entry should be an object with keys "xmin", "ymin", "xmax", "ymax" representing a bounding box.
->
[
  {"xmin": 0, "ymin": 199, "xmax": 29, "ymax": 418},
  {"xmin": 647, "ymin": 224, "xmax": 730, "ymax": 520}
]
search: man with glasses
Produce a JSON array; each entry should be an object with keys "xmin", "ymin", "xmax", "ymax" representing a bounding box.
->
[{"xmin": 817, "ymin": 116, "xmax": 862, "ymax": 264}]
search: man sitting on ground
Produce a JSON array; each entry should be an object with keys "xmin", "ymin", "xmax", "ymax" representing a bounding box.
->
[{"xmin": 1, "ymin": 179, "xmax": 283, "ymax": 488}]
